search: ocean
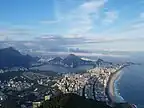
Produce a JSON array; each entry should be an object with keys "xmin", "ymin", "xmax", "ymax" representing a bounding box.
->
[
  {"xmin": 95, "ymin": 53, "xmax": 144, "ymax": 108},
  {"xmin": 32, "ymin": 55, "xmax": 144, "ymax": 107},
  {"xmin": 118, "ymin": 65, "xmax": 144, "ymax": 108},
  {"xmin": 112, "ymin": 53, "xmax": 144, "ymax": 108}
]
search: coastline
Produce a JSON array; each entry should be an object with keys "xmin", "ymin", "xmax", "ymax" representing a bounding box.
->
[
  {"xmin": 108, "ymin": 70, "xmax": 121, "ymax": 102},
  {"xmin": 106, "ymin": 65, "xmax": 127, "ymax": 103},
  {"xmin": 114, "ymin": 71, "xmax": 125, "ymax": 102}
]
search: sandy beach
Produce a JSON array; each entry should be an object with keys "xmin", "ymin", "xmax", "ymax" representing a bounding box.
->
[
  {"xmin": 106, "ymin": 65, "xmax": 127, "ymax": 103},
  {"xmin": 107, "ymin": 70, "xmax": 121, "ymax": 102}
]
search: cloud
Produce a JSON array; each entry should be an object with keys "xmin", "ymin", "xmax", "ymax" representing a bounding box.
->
[
  {"xmin": 35, "ymin": 34, "xmax": 86, "ymax": 47},
  {"xmin": 102, "ymin": 11, "xmax": 118, "ymax": 25},
  {"xmin": 50, "ymin": 51, "xmax": 128, "ymax": 58},
  {"xmin": 65, "ymin": 13, "xmax": 144, "ymax": 52},
  {"xmin": 40, "ymin": 20, "xmax": 60, "ymax": 24},
  {"xmin": 80, "ymin": 0, "xmax": 107, "ymax": 13},
  {"xmin": 51, "ymin": 0, "xmax": 108, "ymax": 37},
  {"xmin": 0, "ymin": 27, "xmax": 33, "ymax": 40},
  {"xmin": 140, "ymin": 12, "xmax": 144, "ymax": 19},
  {"xmin": 40, "ymin": 0, "xmax": 118, "ymax": 38},
  {"xmin": 1, "ymin": 0, "xmax": 143, "ymax": 52},
  {"xmin": 120, "ymin": 15, "xmax": 144, "ymax": 38},
  {"xmin": 67, "ymin": 0, "xmax": 107, "ymax": 35},
  {"xmin": 131, "ymin": 22, "xmax": 144, "ymax": 29}
]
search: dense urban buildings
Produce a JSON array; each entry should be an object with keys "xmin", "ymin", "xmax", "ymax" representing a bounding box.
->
[{"xmin": 0, "ymin": 48, "xmax": 136, "ymax": 108}]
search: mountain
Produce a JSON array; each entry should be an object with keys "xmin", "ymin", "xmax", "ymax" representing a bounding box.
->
[
  {"xmin": 39, "ymin": 93, "xmax": 134, "ymax": 108},
  {"xmin": 62, "ymin": 55, "xmax": 113, "ymax": 67},
  {"xmin": 63, "ymin": 54, "xmax": 82, "ymax": 66},
  {"xmin": 47, "ymin": 54, "xmax": 113, "ymax": 68},
  {"xmin": 48, "ymin": 57, "xmax": 63, "ymax": 64},
  {"xmin": 62, "ymin": 54, "xmax": 93, "ymax": 68},
  {"xmin": 39, "ymin": 93, "xmax": 112, "ymax": 108},
  {"xmin": 96, "ymin": 58, "xmax": 112, "ymax": 66},
  {"xmin": 0, "ymin": 47, "xmax": 33, "ymax": 68}
]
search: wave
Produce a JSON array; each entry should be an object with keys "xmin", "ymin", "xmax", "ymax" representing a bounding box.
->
[{"xmin": 114, "ymin": 70, "xmax": 125, "ymax": 103}]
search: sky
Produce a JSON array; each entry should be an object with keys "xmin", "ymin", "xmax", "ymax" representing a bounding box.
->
[{"xmin": 0, "ymin": 0, "xmax": 144, "ymax": 52}]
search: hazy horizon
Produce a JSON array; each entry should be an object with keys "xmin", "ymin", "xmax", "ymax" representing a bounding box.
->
[{"xmin": 0, "ymin": 0, "xmax": 144, "ymax": 52}]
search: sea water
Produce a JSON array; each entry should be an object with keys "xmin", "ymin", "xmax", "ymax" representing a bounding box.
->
[
  {"xmin": 114, "ymin": 70, "xmax": 125, "ymax": 103},
  {"xmin": 115, "ymin": 65, "xmax": 144, "ymax": 108}
]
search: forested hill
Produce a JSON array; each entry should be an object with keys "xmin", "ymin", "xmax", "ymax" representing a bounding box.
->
[
  {"xmin": 0, "ymin": 47, "xmax": 33, "ymax": 68},
  {"xmin": 39, "ymin": 93, "xmax": 133, "ymax": 108}
]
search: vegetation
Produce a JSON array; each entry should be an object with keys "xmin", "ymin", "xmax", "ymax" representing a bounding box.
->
[
  {"xmin": 39, "ymin": 93, "xmax": 134, "ymax": 108},
  {"xmin": 39, "ymin": 93, "xmax": 112, "ymax": 108},
  {"xmin": 0, "ymin": 71, "xmax": 23, "ymax": 81},
  {"xmin": 0, "ymin": 47, "xmax": 33, "ymax": 68}
]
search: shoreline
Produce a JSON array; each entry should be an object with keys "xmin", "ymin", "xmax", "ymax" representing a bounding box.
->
[
  {"xmin": 108, "ymin": 69, "xmax": 121, "ymax": 102},
  {"xmin": 106, "ymin": 65, "xmax": 128, "ymax": 103}
]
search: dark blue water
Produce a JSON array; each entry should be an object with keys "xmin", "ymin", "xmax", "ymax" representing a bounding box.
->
[
  {"xmin": 119, "ymin": 64, "xmax": 144, "ymax": 107},
  {"xmin": 100, "ymin": 53, "xmax": 144, "ymax": 107}
]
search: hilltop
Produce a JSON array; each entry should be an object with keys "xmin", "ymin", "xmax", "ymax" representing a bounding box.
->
[
  {"xmin": 39, "ymin": 93, "xmax": 134, "ymax": 108},
  {"xmin": 0, "ymin": 47, "xmax": 33, "ymax": 68}
]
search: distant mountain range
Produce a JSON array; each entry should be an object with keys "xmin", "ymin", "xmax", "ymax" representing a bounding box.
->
[
  {"xmin": 0, "ymin": 47, "xmax": 113, "ymax": 69},
  {"xmin": 63, "ymin": 54, "xmax": 93, "ymax": 67},
  {"xmin": 47, "ymin": 54, "xmax": 112, "ymax": 68},
  {"xmin": 47, "ymin": 54, "xmax": 94, "ymax": 68},
  {"xmin": 0, "ymin": 47, "xmax": 35, "ymax": 69},
  {"xmin": 48, "ymin": 57, "xmax": 63, "ymax": 63}
]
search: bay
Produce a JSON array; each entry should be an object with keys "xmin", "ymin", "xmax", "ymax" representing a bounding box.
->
[{"xmin": 30, "ymin": 64, "xmax": 94, "ymax": 73}]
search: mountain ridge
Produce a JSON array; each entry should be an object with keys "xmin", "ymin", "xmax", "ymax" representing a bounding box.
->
[
  {"xmin": 39, "ymin": 93, "xmax": 134, "ymax": 108},
  {"xmin": 0, "ymin": 47, "xmax": 34, "ymax": 68},
  {"xmin": 47, "ymin": 54, "xmax": 112, "ymax": 68},
  {"xmin": 48, "ymin": 54, "xmax": 94, "ymax": 68}
]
